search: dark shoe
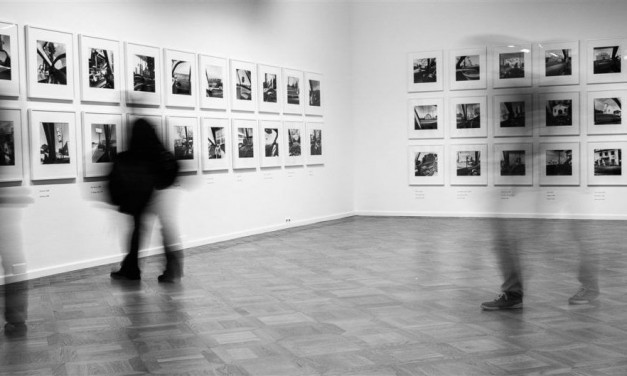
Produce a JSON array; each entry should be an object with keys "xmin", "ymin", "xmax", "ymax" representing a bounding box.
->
[
  {"xmin": 481, "ymin": 292, "xmax": 523, "ymax": 310},
  {"xmin": 110, "ymin": 270, "xmax": 141, "ymax": 281},
  {"xmin": 4, "ymin": 322, "xmax": 27, "ymax": 337},
  {"xmin": 157, "ymin": 273, "xmax": 180, "ymax": 283},
  {"xmin": 568, "ymin": 287, "xmax": 599, "ymax": 305}
]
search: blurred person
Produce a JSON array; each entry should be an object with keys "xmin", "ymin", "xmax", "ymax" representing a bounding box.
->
[
  {"xmin": 108, "ymin": 118, "xmax": 182, "ymax": 283},
  {"xmin": 568, "ymin": 219, "xmax": 600, "ymax": 305}
]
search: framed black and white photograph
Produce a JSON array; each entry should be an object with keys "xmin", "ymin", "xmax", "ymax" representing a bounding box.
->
[
  {"xmin": 232, "ymin": 119, "xmax": 258, "ymax": 169},
  {"xmin": 230, "ymin": 60, "xmax": 257, "ymax": 112},
  {"xmin": 534, "ymin": 41, "xmax": 579, "ymax": 86},
  {"xmin": 199, "ymin": 55, "xmax": 228, "ymax": 111},
  {"xmin": 125, "ymin": 42, "xmax": 161, "ymax": 106},
  {"xmin": 493, "ymin": 94, "xmax": 533, "ymax": 137},
  {"xmin": 259, "ymin": 120, "xmax": 282, "ymax": 168},
  {"xmin": 78, "ymin": 35, "xmax": 121, "ymax": 103},
  {"xmin": 449, "ymin": 144, "xmax": 487, "ymax": 186},
  {"xmin": 257, "ymin": 64, "xmax": 281, "ymax": 113},
  {"xmin": 283, "ymin": 68, "xmax": 304, "ymax": 115},
  {"xmin": 0, "ymin": 109, "xmax": 23, "ymax": 182},
  {"xmin": 28, "ymin": 110, "xmax": 77, "ymax": 180},
  {"xmin": 539, "ymin": 142, "xmax": 579, "ymax": 186},
  {"xmin": 25, "ymin": 25, "xmax": 74, "ymax": 100},
  {"xmin": 164, "ymin": 49, "xmax": 196, "ymax": 108},
  {"xmin": 305, "ymin": 72, "xmax": 323, "ymax": 116},
  {"xmin": 449, "ymin": 96, "xmax": 487, "ymax": 138},
  {"xmin": 408, "ymin": 145, "xmax": 444, "ymax": 185},
  {"xmin": 82, "ymin": 112, "xmax": 121, "ymax": 178},
  {"xmin": 492, "ymin": 44, "xmax": 532, "ymax": 88},
  {"xmin": 200, "ymin": 117, "xmax": 230, "ymax": 171},
  {"xmin": 449, "ymin": 47, "xmax": 486, "ymax": 91},
  {"xmin": 408, "ymin": 98, "xmax": 444, "ymax": 139},
  {"xmin": 166, "ymin": 116, "xmax": 198, "ymax": 173},
  {"xmin": 587, "ymin": 39, "xmax": 627, "ymax": 84},
  {"xmin": 536, "ymin": 92, "xmax": 580, "ymax": 136},
  {"xmin": 493, "ymin": 143, "xmax": 532, "ymax": 186},
  {"xmin": 306, "ymin": 121, "xmax": 324, "ymax": 165},
  {"xmin": 0, "ymin": 22, "xmax": 19, "ymax": 97},
  {"xmin": 587, "ymin": 91, "xmax": 626, "ymax": 135},
  {"xmin": 126, "ymin": 113, "xmax": 163, "ymax": 150},
  {"xmin": 407, "ymin": 50, "xmax": 443, "ymax": 92},
  {"xmin": 587, "ymin": 142, "xmax": 627, "ymax": 185},
  {"xmin": 283, "ymin": 121, "xmax": 304, "ymax": 167}
]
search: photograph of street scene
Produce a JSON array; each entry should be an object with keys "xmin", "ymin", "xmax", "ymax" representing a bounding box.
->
[
  {"xmin": 414, "ymin": 152, "xmax": 438, "ymax": 176},
  {"xmin": 593, "ymin": 46, "xmax": 621, "ymax": 74},
  {"xmin": 288, "ymin": 129, "xmax": 301, "ymax": 157},
  {"xmin": 171, "ymin": 59, "xmax": 191, "ymax": 95},
  {"xmin": 287, "ymin": 76, "xmax": 300, "ymax": 105},
  {"xmin": 40, "ymin": 122, "xmax": 70, "ymax": 164},
  {"xmin": 594, "ymin": 148, "xmax": 621, "ymax": 176},
  {"xmin": 0, "ymin": 34, "xmax": 11, "ymax": 80},
  {"xmin": 413, "ymin": 57, "xmax": 436, "ymax": 83},
  {"xmin": 414, "ymin": 105, "xmax": 438, "ymax": 130},
  {"xmin": 545, "ymin": 100, "xmax": 572, "ymax": 126},
  {"xmin": 0, "ymin": 121, "xmax": 14, "ymax": 166},
  {"xmin": 88, "ymin": 48, "xmax": 114, "ymax": 89},
  {"xmin": 545, "ymin": 149, "xmax": 572, "ymax": 176},
  {"xmin": 309, "ymin": 79, "xmax": 321, "ymax": 106},
  {"xmin": 593, "ymin": 98, "xmax": 621, "ymax": 125},
  {"xmin": 237, "ymin": 127, "xmax": 254, "ymax": 158},
  {"xmin": 310, "ymin": 129, "xmax": 321, "ymax": 156},
  {"xmin": 456, "ymin": 103, "xmax": 480, "ymax": 129},
  {"xmin": 264, "ymin": 128, "xmax": 279, "ymax": 157},
  {"xmin": 207, "ymin": 126, "xmax": 225, "ymax": 160},
  {"xmin": 236, "ymin": 68, "xmax": 252, "ymax": 101},
  {"xmin": 133, "ymin": 54, "xmax": 155, "ymax": 92},
  {"xmin": 455, "ymin": 55, "xmax": 479, "ymax": 81},
  {"xmin": 263, "ymin": 73, "xmax": 277, "ymax": 103},
  {"xmin": 204, "ymin": 64, "xmax": 223, "ymax": 98},
  {"xmin": 545, "ymin": 49, "xmax": 572, "ymax": 76},
  {"xmin": 90, "ymin": 123, "xmax": 116, "ymax": 163},
  {"xmin": 456, "ymin": 151, "xmax": 480, "ymax": 176},
  {"xmin": 499, "ymin": 52, "xmax": 524, "ymax": 79},
  {"xmin": 499, "ymin": 150, "xmax": 525, "ymax": 176},
  {"xmin": 499, "ymin": 101, "xmax": 525, "ymax": 128},
  {"xmin": 173, "ymin": 126, "xmax": 193, "ymax": 160},
  {"xmin": 37, "ymin": 40, "xmax": 67, "ymax": 85}
]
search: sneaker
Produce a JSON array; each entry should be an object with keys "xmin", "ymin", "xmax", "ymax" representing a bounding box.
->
[
  {"xmin": 481, "ymin": 292, "xmax": 523, "ymax": 310},
  {"xmin": 4, "ymin": 322, "xmax": 27, "ymax": 338},
  {"xmin": 568, "ymin": 287, "xmax": 599, "ymax": 305},
  {"xmin": 110, "ymin": 270, "xmax": 141, "ymax": 281},
  {"xmin": 157, "ymin": 274, "xmax": 180, "ymax": 283}
]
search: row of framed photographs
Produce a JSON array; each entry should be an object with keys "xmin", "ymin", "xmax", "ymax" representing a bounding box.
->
[
  {"xmin": 0, "ymin": 22, "xmax": 323, "ymax": 115},
  {"xmin": 409, "ymin": 90, "xmax": 626, "ymax": 139},
  {"xmin": 0, "ymin": 108, "xmax": 324, "ymax": 182},
  {"xmin": 409, "ymin": 141, "xmax": 627, "ymax": 187},
  {"xmin": 408, "ymin": 38, "xmax": 627, "ymax": 92}
]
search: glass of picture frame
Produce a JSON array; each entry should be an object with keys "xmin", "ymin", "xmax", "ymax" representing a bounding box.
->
[
  {"xmin": 126, "ymin": 113, "xmax": 164, "ymax": 150},
  {"xmin": 408, "ymin": 144, "xmax": 444, "ymax": 185},
  {"xmin": 200, "ymin": 117, "xmax": 230, "ymax": 171},
  {"xmin": 259, "ymin": 120, "xmax": 282, "ymax": 167},
  {"xmin": 164, "ymin": 49, "xmax": 196, "ymax": 108},
  {"xmin": 78, "ymin": 35, "xmax": 121, "ymax": 103},
  {"xmin": 536, "ymin": 92, "xmax": 580, "ymax": 136},
  {"xmin": 0, "ymin": 108, "xmax": 23, "ymax": 182},
  {"xmin": 539, "ymin": 142, "xmax": 579, "ymax": 186},
  {"xmin": 125, "ymin": 42, "xmax": 162, "ymax": 106},
  {"xmin": 198, "ymin": 54, "xmax": 228, "ymax": 111},
  {"xmin": 304, "ymin": 72, "xmax": 323, "ymax": 116},
  {"xmin": 0, "ymin": 21, "xmax": 19, "ymax": 97},
  {"xmin": 28, "ymin": 110, "xmax": 77, "ymax": 180},
  {"xmin": 408, "ymin": 98, "xmax": 444, "ymax": 139},
  {"xmin": 586, "ymin": 90, "xmax": 627, "ymax": 135},
  {"xmin": 166, "ymin": 116, "xmax": 198, "ymax": 173},
  {"xmin": 449, "ymin": 144, "xmax": 487, "ymax": 186},
  {"xmin": 283, "ymin": 121, "xmax": 305, "ymax": 167},
  {"xmin": 449, "ymin": 96, "xmax": 487, "ymax": 138},
  {"xmin": 305, "ymin": 121, "xmax": 324, "ymax": 165},
  {"xmin": 25, "ymin": 25, "xmax": 75, "ymax": 101},
  {"xmin": 257, "ymin": 65, "xmax": 281, "ymax": 114},
  {"xmin": 587, "ymin": 142, "xmax": 627, "ymax": 185},
  {"xmin": 407, "ymin": 50, "xmax": 443, "ymax": 92},
  {"xmin": 492, "ymin": 44, "xmax": 532, "ymax": 88},
  {"xmin": 586, "ymin": 38, "xmax": 627, "ymax": 84},
  {"xmin": 534, "ymin": 41, "xmax": 579, "ymax": 86},
  {"xmin": 493, "ymin": 94, "xmax": 533, "ymax": 137},
  {"xmin": 230, "ymin": 60, "xmax": 257, "ymax": 112},
  {"xmin": 82, "ymin": 112, "xmax": 122, "ymax": 178},
  {"xmin": 493, "ymin": 142, "xmax": 533, "ymax": 186},
  {"xmin": 283, "ymin": 68, "xmax": 304, "ymax": 115},
  {"xmin": 449, "ymin": 47, "xmax": 486, "ymax": 91},
  {"xmin": 231, "ymin": 118, "xmax": 258, "ymax": 169}
]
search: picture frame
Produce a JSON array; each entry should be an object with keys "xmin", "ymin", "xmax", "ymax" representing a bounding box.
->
[
  {"xmin": 0, "ymin": 108, "xmax": 23, "ymax": 182},
  {"xmin": 259, "ymin": 120, "xmax": 282, "ymax": 168},
  {"xmin": 587, "ymin": 142, "xmax": 627, "ymax": 186},
  {"xmin": 449, "ymin": 144, "xmax": 488, "ymax": 186},
  {"xmin": 493, "ymin": 94, "xmax": 533, "ymax": 137},
  {"xmin": 198, "ymin": 54, "xmax": 228, "ymax": 111},
  {"xmin": 408, "ymin": 98, "xmax": 444, "ymax": 139},
  {"xmin": 232, "ymin": 118, "xmax": 258, "ymax": 169},
  {"xmin": 125, "ymin": 42, "xmax": 161, "ymax": 106},
  {"xmin": 0, "ymin": 21, "xmax": 20, "ymax": 97},
  {"xmin": 407, "ymin": 50, "xmax": 443, "ymax": 92},
  {"xmin": 536, "ymin": 92, "xmax": 580, "ymax": 136},
  {"xmin": 164, "ymin": 48, "xmax": 196, "ymax": 108},
  {"xmin": 200, "ymin": 117, "xmax": 230, "ymax": 171},
  {"xmin": 230, "ymin": 60, "xmax": 257, "ymax": 112},
  {"xmin": 25, "ymin": 25, "xmax": 75, "ymax": 101},
  {"xmin": 587, "ymin": 90, "xmax": 627, "ymax": 135},
  {"xmin": 283, "ymin": 121, "xmax": 305, "ymax": 166},
  {"xmin": 492, "ymin": 44, "xmax": 532, "ymax": 88},
  {"xmin": 166, "ymin": 116, "xmax": 198, "ymax": 173},
  {"xmin": 82, "ymin": 112, "xmax": 122, "ymax": 178},
  {"xmin": 408, "ymin": 145, "xmax": 444, "ymax": 185},
  {"xmin": 306, "ymin": 121, "xmax": 324, "ymax": 165},
  {"xmin": 257, "ymin": 64, "xmax": 281, "ymax": 113},
  {"xmin": 493, "ymin": 142, "xmax": 533, "ymax": 186},
  {"xmin": 304, "ymin": 72, "xmax": 323, "ymax": 116},
  {"xmin": 586, "ymin": 38, "xmax": 627, "ymax": 84},
  {"xmin": 126, "ymin": 113, "xmax": 164, "ymax": 150},
  {"xmin": 28, "ymin": 110, "xmax": 77, "ymax": 181},
  {"xmin": 534, "ymin": 41, "xmax": 579, "ymax": 86},
  {"xmin": 449, "ymin": 96, "xmax": 487, "ymax": 138},
  {"xmin": 449, "ymin": 47, "xmax": 486, "ymax": 91},
  {"xmin": 539, "ymin": 142, "xmax": 580, "ymax": 186},
  {"xmin": 78, "ymin": 34, "xmax": 121, "ymax": 103},
  {"xmin": 283, "ymin": 68, "xmax": 304, "ymax": 115}
]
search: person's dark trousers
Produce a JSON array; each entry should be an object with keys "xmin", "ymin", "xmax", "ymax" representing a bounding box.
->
[{"xmin": 120, "ymin": 213, "xmax": 143, "ymax": 277}]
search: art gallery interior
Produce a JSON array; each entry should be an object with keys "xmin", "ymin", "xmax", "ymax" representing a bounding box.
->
[{"xmin": 2, "ymin": 0, "xmax": 627, "ymax": 375}]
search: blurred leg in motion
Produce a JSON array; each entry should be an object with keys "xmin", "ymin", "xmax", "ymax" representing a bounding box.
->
[
  {"xmin": 153, "ymin": 189, "xmax": 183, "ymax": 283},
  {"xmin": 111, "ymin": 213, "xmax": 143, "ymax": 280},
  {"xmin": 569, "ymin": 220, "xmax": 599, "ymax": 305}
]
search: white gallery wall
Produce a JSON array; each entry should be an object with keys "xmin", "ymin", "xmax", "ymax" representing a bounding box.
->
[
  {"xmin": 351, "ymin": 0, "xmax": 627, "ymax": 219},
  {"xmin": 0, "ymin": 0, "xmax": 354, "ymax": 281}
]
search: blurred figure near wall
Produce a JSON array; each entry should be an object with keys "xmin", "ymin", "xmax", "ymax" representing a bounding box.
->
[{"xmin": 568, "ymin": 219, "xmax": 600, "ymax": 304}]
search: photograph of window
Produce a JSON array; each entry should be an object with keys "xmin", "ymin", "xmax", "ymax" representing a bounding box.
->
[
  {"xmin": 260, "ymin": 120, "xmax": 281, "ymax": 168},
  {"xmin": 199, "ymin": 55, "xmax": 228, "ymax": 110},
  {"xmin": 408, "ymin": 98, "xmax": 444, "ymax": 139},
  {"xmin": 539, "ymin": 142, "xmax": 579, "ymax": 186},
  {"xmin": 493, "ymin": 94, "xmax": 532, "ymax": 137},
  {"xmin": 493, "ymin": 45, "xmax": 532, "ymax": 88},
  {"xmin": 305, "ymin": 72, "xmax": 323, "ymax": 115},
  {"xmin": 205, "ymin": 64, "xmax": 224, "ymax": 98},
  {"xmin": 587, "ymin": 39, "xmax": 627, "ymax": 84},
  {"xmin": 284, "ymin": 121, "xmax": 304, "ymax": 166},
  {"xmin": 166, "ymin": 116, "xmax": 198, "ymax": 172},
  {"xmin": 171, "ymin": 59, "xmax": 191, "ymax": 95},
  {"xmin": 535, "ymin": 41, "xmax": 579, "ymax": 86},
  {"xmin": 90, "ymin": 123, "xmax": 116, "ymax": 163},
  {"xmin": 493, "ymin": 143, "xmax": 532, "ymax": 185},
  {"xmin": 449, "ymin": 96, "xmax": 487, "ymax": 138},
  {"xmin": 283, "ymin": 68, "xmax": 304, "ymax": 114},
  {"xmin": 449, "ymin": 144, "xmax": 487, "ymax": 186},
  {"xmin": 83, "ymin": 112, "xmax": 122, "ymax": 178}
]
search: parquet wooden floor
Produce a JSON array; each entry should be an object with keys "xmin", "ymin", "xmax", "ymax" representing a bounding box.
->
[{"xmin": 2, "ymin": 216, "xmax": 627, "ymax": 375}]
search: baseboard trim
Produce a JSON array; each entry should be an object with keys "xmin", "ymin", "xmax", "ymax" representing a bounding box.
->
[{"xmin": 354, "ymin": 210, "xmax": 627, "ymax": 221}]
